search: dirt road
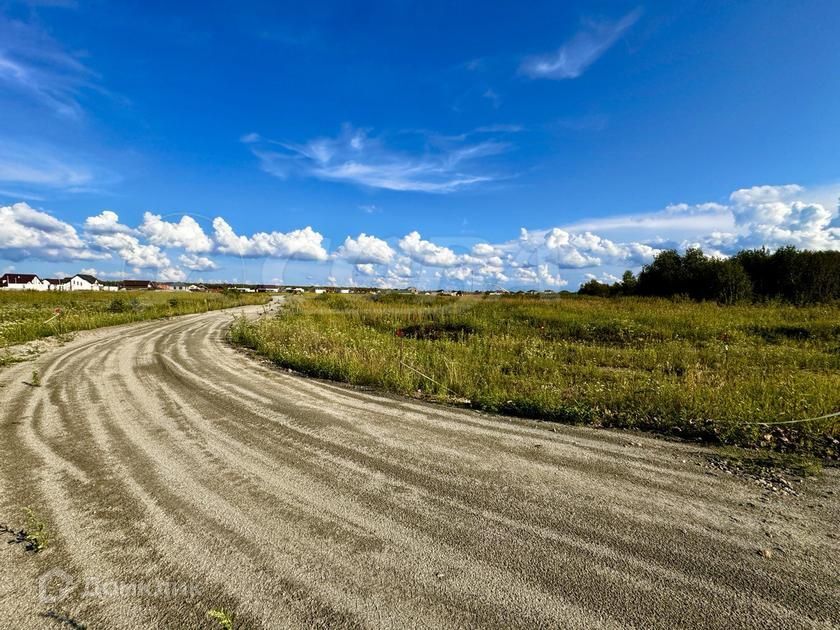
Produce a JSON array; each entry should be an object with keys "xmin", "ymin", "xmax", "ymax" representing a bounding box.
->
[{"xmin": 0, "ymin": 306, "xmax": 837, "ymax": 629}]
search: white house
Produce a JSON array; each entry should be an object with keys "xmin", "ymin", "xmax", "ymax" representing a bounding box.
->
[
  {"xmin": 64, "ymin": 274, "xmax": 104, "ymax": 291},
  {"xmin": 0, "ymin": 274, "xmax": 48, "ymax": 291}
]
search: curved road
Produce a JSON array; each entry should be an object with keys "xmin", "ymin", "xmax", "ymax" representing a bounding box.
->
[{"xmin": 0, "ymin": 306, "xmax": 837, "ymax": 629}]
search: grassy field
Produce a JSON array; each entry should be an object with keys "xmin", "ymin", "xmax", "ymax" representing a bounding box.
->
[
  {"xmin": 230, "ymin": 293, "xmax": 840, "ymax": 458},
  {"xmin": 0, "ymin": 290, "xmax": 269, "ymax": 349}
]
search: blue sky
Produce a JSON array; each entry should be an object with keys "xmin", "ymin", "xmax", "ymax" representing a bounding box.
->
[{"xmin": 1, "ymin": 0, "xmax": 839, "ymax": 288}]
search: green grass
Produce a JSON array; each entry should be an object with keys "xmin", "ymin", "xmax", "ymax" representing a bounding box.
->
[
  {"xmin": 0, "ymin": 290, "xmax": 269, "ymax": 347},
  {"xmin": 230, "ymin": 293, "xmax": 840, "ymax": 458},
  {"xmin": 22, "ymin": 507, "xmax": 50, "ymax": 552},
  {"xmin": 207, "ymin": 608, "xmax": 235, "ymax": 630}
]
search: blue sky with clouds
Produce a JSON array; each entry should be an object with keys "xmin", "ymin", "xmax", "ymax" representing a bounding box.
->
[{"xmin": 1, "ymin": 0, "xmax": 839, "ymax": 288}]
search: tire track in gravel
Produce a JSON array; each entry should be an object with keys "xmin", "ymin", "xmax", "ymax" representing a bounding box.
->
[{"xmin": 1, "ymin": 306, "xmax": 838, "ymax": 629}]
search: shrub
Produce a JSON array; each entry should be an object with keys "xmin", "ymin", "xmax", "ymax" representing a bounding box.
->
[{"xmin": 108, "ymin": 298, "xmax": 127, "ymax": 313}]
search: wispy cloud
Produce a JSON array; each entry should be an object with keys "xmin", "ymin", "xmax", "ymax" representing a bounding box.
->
[
  {"xmin": 0, "ymin": 16, "xmax": 98, "ymax": 117},
  {"xmin": 0, "ymin": 138, "xmax": 116, "ymax": 194},
  {"xmin": 0, "ymin": 139, "xmax": 93, "ymax": 189},
  {"xmin": 243, "ymin": 125, "xmax": 511, "ymax": 193},
  {"xmin": 519, "ymin": 9, "xmax": 641, "ymax": 80}
]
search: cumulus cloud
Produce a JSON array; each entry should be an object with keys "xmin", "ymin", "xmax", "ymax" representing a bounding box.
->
[
  {"xmin": 517, "ymin": 227, "xmax": 659, "ymax": 268},
  {"xmin": 716, "ymin": 184, "xmax": 840, "ymax": 251},
  {"xmin": 212, "ymin": 218, "xmax": 328, "ymax": 260},
  {"xmin": 140, "ymin": 213, "xmax": 213, "ymax": 253},
  {"xmin": 4, "ymin": 181, "xmax": 838, "ymax": 290},
  {"xmin": 519, "ymin": 9, "xmax": 641, "ymax": 80},
  {"xmin": 334, "ymin": 233, "xmax": 395, "ymax": 265},
  {"xmin": 471, "ymin": 242, "xmax": 501, "ymax": 257},
  {"xmin": 84, "ymin": 210, "xmax": 134, "ymax": 234},
  {"xmin": 0, "ymin": 202, "xmax": 105, "ymax": 261},
  {"xmin": 244, "ymin": 125, "xmax": 508, "ymax": 193},
  {"xmin": 399, "ymin": 231, "xmax": 460, "ymax": 267},
  {"xmin": 158, "ymin": 267, "xmax": 187, "ymax": 282},
  {"xmin": 91, "ymin": 232, "xmax": 170, "ymax": 269},
  {"xmin": 179, "ymin": 253, "xmax": 218, "ymax": 271},
  {"xmin": 514, "ymin": 264, "xmax": 567, "ymax": 287},
  {"xmin": 354, "ymin": 263, "xmax": 378, "ymax": 276}
]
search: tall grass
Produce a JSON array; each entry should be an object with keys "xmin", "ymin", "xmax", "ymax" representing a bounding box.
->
[
  {"xmin": 230, "ymin": 293, "xmax": 840, "ymax": 457},
  {"xmin": 0, "ymin": 290, "xmax": 268, "ymax": 346}
]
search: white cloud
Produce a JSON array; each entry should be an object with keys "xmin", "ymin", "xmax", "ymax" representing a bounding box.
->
[
  {"xmin": 720, "ymin": 184, "xmax": 840, "ymax": 251},
  {"xmin": 140, "ymin": 212, "xmax": 213, "ymax": 253},
  {"xmin": 245, "ymin": 125, "xmax": 508, "ymax": 193},
  {"xmin": 0, "ymin": 16, "xmax": 97, "ymax": 118},
  {"xmin": 0, "ymin": 140, "xmax": 96, "ymax": 191},
  {"xmin": 399, "ymin": 231, "xmax": 460, "ymax": 267},
  {"xmin": 91, "ymin": 232, "xmax": 170, "ymax": 269},
  {"xmin": 355, "ymin": 263, "xmax": 377, "ymax": 276},
  {"xmin": 519, "ymin": 9, "xmax": 641, "ymax": 80},
  {"xmin": 334, "ymin": 233, "xmax": 395, "ymax": 265},
  {"xmin": 471, "ymin": 242, "xmax": 501, "ymax": 257},
  {"xmin": 212, "ymin": 218, "xmax": 328, "ymax": 260},
  {"xmin": 4, "ymin": 181, "xmax": 838, "ymax": 291},
  {"xmin": 729, "ymin": 184, "xmax": 803, "ymax": 206},
  {"xmin": 179, "ymin": 253, "xmax": 218, "ymax": 271},
  {"xmin": 513, "ymin": 264, "xmax": 567, "ymax": 287},
  {"xmin": 444, "ymin": 266, "xmax": 473, "ymax": 281},
  {"xmin": 84, "ymin": 210, "xmax": 134, "ymax": 234},
  {"xmin": 0, "ymin": 202, "xmax": 105, "ymax": 261},
  {"xmin": 158, "ymin": 267, "xmax": 187, "ymax": 282}
]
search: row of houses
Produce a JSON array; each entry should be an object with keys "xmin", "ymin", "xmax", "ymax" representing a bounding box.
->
[
  {"xmin": 0, "ymin": 273, "xmax": 207, "ymax": 292},
  {"xmin": 0, "ymin": 273, "xmax": 115, "ymax": 291}
]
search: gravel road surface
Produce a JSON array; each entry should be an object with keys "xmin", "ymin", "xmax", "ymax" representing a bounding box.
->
[{"xmin": 0, "ymin": 306, "xmax": 837, "ymax": 629}]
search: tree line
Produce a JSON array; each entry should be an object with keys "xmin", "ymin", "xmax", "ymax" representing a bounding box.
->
[{"xmin": 578, "ymin": 246, "xmax": 840, "ymax": 304}]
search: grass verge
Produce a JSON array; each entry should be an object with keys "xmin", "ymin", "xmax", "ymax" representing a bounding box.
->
[
  {"xmin": 0, "ymin": 290, "xmax": 269, "ymax": 348},
  {"xmin": 230, "ymin": 293, "xmax": 840, "ymax": 458}
]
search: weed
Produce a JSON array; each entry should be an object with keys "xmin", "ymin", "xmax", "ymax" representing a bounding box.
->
[
  {"xmin": 712, "ymin": 446, "xmax": 822, "ymax": 478},
  {"xmin": 1, "ymin": 507, "xmax": 50, "ymax": 552},
  {"xmin": 230, "ymin": 294, "xmax": 840, "ymax": 457},
  {"xmin": 40, "ymin": 610, "xmax": 87, "ymax": 629},
  {"xmin": 107, "ymin": 298, "xmax": 127, "ymax": 313},
  {"xmin": 0, "ymin": 290, "xmax": 269, "ymax": 346},
  {"xmin": 23, "ymin": 507, "xmax": 50, "ymax": 551},
  {"xmin": 31, "ymin": 368, "xmax": 41, "ymax": 387},
  {"xmin": 207, "ymin": 608, "xmax": 235, "ymax": 630},
  {"xmin": 0, "ymin": 351, "xmax": 22, "ymax": 368}
]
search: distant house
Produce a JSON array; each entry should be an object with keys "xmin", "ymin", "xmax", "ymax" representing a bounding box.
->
[
  {"xmin": 120, "ymin": 280, "xmax": 154, "ymax": 290},
  {"xmin": 64, "ymin": 274, "xmax": 104, "ymax": 291},
  {"xmin": 339, "ymin": 288, "xmax": 351, "ymax": 294},
  {"xmin": 286, "ymin": 287, "xmax": 305, "ymax": 294},
  {"xmin": 44, "ymin": 278, "xmax": 65, "ymax": 291},
  {"xmin": 314, "ymin": 288, "xmax": 326, "ymax": 294},
  {"xmin": 0, "ymin": 273, "xmax": 48, "ymax": 291},
  {"xmin": 152, "ymin": 282, "xmax": 173, "ymax": 291}
]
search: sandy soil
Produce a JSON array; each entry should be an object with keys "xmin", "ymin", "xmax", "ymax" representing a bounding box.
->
[{"xmin": 0, "ymin": 305, "xmax": 837, "ymax": 629}]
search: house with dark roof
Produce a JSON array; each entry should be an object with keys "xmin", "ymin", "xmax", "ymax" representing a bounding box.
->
[
  {"xmin": 64, "ymin": 274, "xmax": 104, "ymax": 291},
  {"xmin": 120, "ymin": 280, "xmax": 154, "ymax": 290},
  {"xmin": 0, "ymin": 273, "xmax": 48, "ymax": 291}
]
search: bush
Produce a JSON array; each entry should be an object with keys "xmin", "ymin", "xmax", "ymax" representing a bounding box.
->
[{"xmin": 108, "ymin": 298, "xmax": 127, "ymax": 313}]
